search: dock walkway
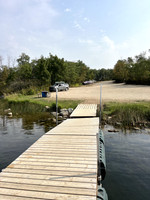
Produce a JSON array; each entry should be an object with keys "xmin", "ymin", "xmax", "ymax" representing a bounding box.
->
[
  {"xmin": 0, "ymin": 104, "xmax": 99, "ymax": 200},
  {"xmin": 70, "ymin": 104, "xmax": 97, "ymax": 118}
]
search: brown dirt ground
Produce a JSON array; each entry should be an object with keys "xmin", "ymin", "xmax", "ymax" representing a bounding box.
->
[{"xmin": 49, "ymin": 81, "xmax": 150, "ymax": 104}]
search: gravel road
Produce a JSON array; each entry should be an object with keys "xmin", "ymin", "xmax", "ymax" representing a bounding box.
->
[{"xmin": 50, "ymin": 81, "xmax": 150, "ymax": 103}]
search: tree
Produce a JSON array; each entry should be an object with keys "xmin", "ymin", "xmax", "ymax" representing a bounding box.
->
[
  {"xmin": 17, "ymin": 53, "xmax": 30, "ymax": 66},
  {"xmin": 113, "ymin": 60, "xmax": 128, "ymax": 83},
  {"xmin": 17, "ymin": 63, "xmax": 32, "ymax": 81},
  {"xmin": 36, "ymin": 56, "xmax": 51, "ymax": 85},
  {"xmin": 0, "ymin": 56, "xmax": 3, "ymax": 70},
  {"xmin": 95, "ymin": 68, "xmax": 113, "ymax": 81},
  {"xmin": 47, "ymin": 54, "xmax": 66, "ymax": 84},
  {"xmin": 113, "ymin": 50, "xmax": 150, "ymax": 85},
  {"xmin": 0, "ymin": 66, "xmax": 9, "ymax": 94},
  {"xmin": 75, "ymin": 60, "xmax": 89, "ymax": 83}
]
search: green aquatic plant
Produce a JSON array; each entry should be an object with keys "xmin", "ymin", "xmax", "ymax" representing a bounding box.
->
[{"xmin": 101, "ymin": 101, "xmax": 150, "ymax": 128}]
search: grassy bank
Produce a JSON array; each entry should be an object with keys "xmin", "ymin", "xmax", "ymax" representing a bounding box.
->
[
  {"xmin": 2, "ymin": 94, "xmax": 150, "ymax": 129},
  {"xmin": 0, "ymin": 98, "xmax": 58, "ymax": 132},
  {"xmin": 102, "ymin": 102, "xmax": 150, "ymax": 128},
  {"xmin": 3, "ymin": 94, "xmax": 80, "ymax": 113}
]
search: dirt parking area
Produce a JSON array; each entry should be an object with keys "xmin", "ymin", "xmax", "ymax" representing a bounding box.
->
[{"xmin": 50, "ymin": 81, "xmax": 150, "ymax": 103}]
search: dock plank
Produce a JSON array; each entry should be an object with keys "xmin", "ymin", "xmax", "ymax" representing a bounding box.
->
[
  {"xmin": 0, "ymin": 105, "xmax": 99, "ymax": 199},
  {"xmin": 0, "ymin": 182, "xmax": 96, "ymax": 196},
  {"xmin": 70, "ymin": 104, "xmax": 97, "ymax": 118},
  {"xmin": 0, "ymin": 187, "xmax": 97, "ymax": 200}
]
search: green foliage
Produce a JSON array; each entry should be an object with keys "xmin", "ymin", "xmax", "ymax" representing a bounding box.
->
[
  {"xmin": 5, "ymin": 94, "xmax": 80, "ymax": 109},
  {"xmin": 0, "ymin": 66, "xmax": 9, "ymax": 94},
  {"xmin": 113, "ymin": 60, "xmax": 128, "ymax": 83},
  {"xmin": 102, "ymin": 102, "xmax": 150, "ymax": 127},
  {"xmin": 17, "ymin": 53, "xmax": 30, "ymax": 66},
  {"xmin": 0, "ymin": 99, "xmax": 9, "ymax": 114},
  {"xmin": 37, "ymin": 56, "xmax": 51, "ymax": 85},
  {"xmin": 6, "ymin": 81, "xmax": 32, "ymax": 93},
  {"xmin": 95, "ymin": 68, "xmax": 113, "ymax": 81},
  {"xmin": 50, "ymin": 103, "xmax": 61, "ymax": 112},
  {"xmin": 48, "ymin": 54, "xmax": 66, "ymax": 84},
  {"xmin": 17, "ymin": 63, "xmax": 33, "ymax": 80},
  {"xmin": 8, "ymin": 101, "xmax": 45, "ymax": 114},
  {"xmin": 113, "ymin": 51, "xmax": 150, "ymax": 85},
  {"xmin": 22, "ymin": 88, "xmax": 35, "ymax": 95},
  {"xmin": 57, "ymin": 100, "xmax": 80, "ymax": 109},
  {"xmin": 71, "ymin": 83, "xmax": 81, "ymax": 87},
  {"xmin": 0, "ymin": 52, "xmax": 114, "ymax": 94}
]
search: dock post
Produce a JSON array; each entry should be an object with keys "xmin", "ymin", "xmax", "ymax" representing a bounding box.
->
[
  {"xmin": 56, "ymin": 86, "xmax": 58, "ymax": 125},
  {"xmin": 99, "ymin": 84, "xmax": 102, "ymax": 128}
]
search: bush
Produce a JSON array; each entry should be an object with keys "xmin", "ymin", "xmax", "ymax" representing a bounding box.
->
[
  {"xmin": 50, "ymin": 103, "xmax": 61, "ymax": 112},
  {"xmin": 25, "ymin": 88, "xmax": 35, "ymax": 95}
]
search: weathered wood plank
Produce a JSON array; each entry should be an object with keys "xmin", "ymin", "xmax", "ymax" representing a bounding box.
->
[
  {"xmin": 58, "ymin": 117, "xmax": 99, "ymax": 125},
  {"xmin": 7, "ymin": 164, "xmax": 97, "ymax": 173},
  {"xmin": 0, "ymin": 182, "xmax": 96, "ymax": 196},
  {"xmin": 2, "ymin": 171, "xmax": 96, "ymax": 178},
  {"xmin": 2, "ymin": 168, "xmax": 97, "ymax": 178},
  {"xmin": 0, "ymin": 187, "xmax": 97, "ymax": 200},
  {"xmin": 21, "ymin": 152, "xmax": 97, "ymax": 158},
  {"xmin": 20, "ymin": 154, "xmax": 97, "ymax": 161},
  {"xmin": 26, "ymin": 149, "xmax": 97, "ymax": 154},
  {"xmin": 0, "ymin": 172, "xmax": 96, "ymax": 183},
  {"xmin": 0, "ymin": 195, "xmax": 39, "ymax": 200},
  {"xmin": 0, "ymin": 177, "xmax": 97, "ymax": 189},
  {"xmin": 15, "ymin": 157, "xmax": 97, "ymax": 164},
  {"xmin": 31, "ymin": 144, "xmax": 96, "ymax": 150},
  {"xmin": 46, "ymin": 127, "xmax": 98, "ymax": 135},
  {"xmin": 10, "ymin": 160, "xmax": 97, "ymax": 169},
  {"xmin": 24, "ymin": 150, "xmax": 97, "ymax": 156},
  {"xmin": 70, "ymin": 104, "xmax": 97, "ymax": 117}
]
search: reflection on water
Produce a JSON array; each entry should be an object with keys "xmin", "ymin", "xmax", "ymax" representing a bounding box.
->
[
  {"xmin": 103, "ymin": 125, "xmax": 150, "ymax": 200},
  {"xmin": 0, "ymin": 114, "xmax": 54, "ymax": 171}
]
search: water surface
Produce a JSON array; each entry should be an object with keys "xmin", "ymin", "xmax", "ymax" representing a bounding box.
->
[
  {"xmin": 103, "ymin": 125, "xmax": 150, "ymax": 200},
  {"xmin": 0, "ymin": 117, "xmax": 150, "ymax": 200},
  {"xmin": 0, "ymin": 115, "xmax": 53, "ymax": 171}
]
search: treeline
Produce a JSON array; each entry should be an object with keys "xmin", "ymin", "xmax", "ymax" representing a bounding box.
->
[
  {"xmin": 0, "ymin": 53, "xmax": 113, "ymax": 95},
  {"xmin": 113, "ymin": 51, "xmax": 150, "ymax": 85}
]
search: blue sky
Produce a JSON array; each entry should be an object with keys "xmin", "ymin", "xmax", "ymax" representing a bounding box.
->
[{"xmin": 0, "ymin": 0, "xmax": 150, "ymax": 69}]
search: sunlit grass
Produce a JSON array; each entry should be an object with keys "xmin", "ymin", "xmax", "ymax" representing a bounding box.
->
[
  {"xmin": 102, "ymin": 101, "xmax": 150, "ymax": 127},
  {"xmin": 5, "ymin": 94, "xmax": 80, "ymax": 109}
]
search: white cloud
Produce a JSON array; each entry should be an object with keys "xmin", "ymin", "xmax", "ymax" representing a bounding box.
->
[
  {"xmin": 1, "ymin": 0, "xmax": 150, "ymax": 69},
  {"xmin": 75, "ymin": 35, "xmax": 131, "ymax": 68},
  {"xmin": 64, "ymin": 8, "xmax": 71, "ymax": 12},
  {"xmin": 78, "ymin": 39, "xmax": 94, "ymax": 45},
  {"xmin": 74, "ymin": 21, "xmax": 84, "ymax": 31},
  {"xmin": 102, "ymin": 36, "xmax": 115, "ymax": 50},
  {"xmin": 83, "ymin": 17, "xmax": 90, "ymax": 22},
  {"xmin": 100, "ymin": 29, "xmax": 105, "ymax": 33},
  {"xmin": 0, "ymin": 0, "xmax": 61, "ymax": 63}
]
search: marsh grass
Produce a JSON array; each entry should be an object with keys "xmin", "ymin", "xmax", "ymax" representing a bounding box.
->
[
  {"xmin": 102, "ymin": 102, "xmax": 150, "ymax": 127},
  {"xmin": 9, "ymin": 101, "xmax": 45, "ymax": 115},
  {"xmin": 3, "ymin": 94, "xmax": 80, "ymax": 114},
  {"xmin": 0, "ymin": 99, "xmax": 9, "ymax": 115}
]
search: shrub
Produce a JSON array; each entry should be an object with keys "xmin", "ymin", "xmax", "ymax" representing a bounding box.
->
[
  {"xmin": 25, "ymin": 88, "xmax": 35, "ymax": 95},
  {"xmin": 50, "ymin": 103, "xmax": 61, "ymax": 112}
]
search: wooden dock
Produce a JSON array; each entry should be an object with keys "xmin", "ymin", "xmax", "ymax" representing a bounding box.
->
[
  {"xmin": 0, "ymin": 104, "xmax": 99, "ymax": 200},
  {"xmin": 70, "ymin": 104, "xmax": 97, "ymax": 118}
]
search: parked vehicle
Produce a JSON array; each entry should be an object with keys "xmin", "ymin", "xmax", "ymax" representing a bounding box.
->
[
  {"xmin": 82, "ymin": 80, "xmax": 96, "ymax": 85},
  {"xmin": 49, "ymin": 81, "xmax": 69, "ymax": 92}
]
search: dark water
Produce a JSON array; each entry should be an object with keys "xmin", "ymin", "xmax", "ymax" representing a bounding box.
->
[
  {"xmin": 0, "ymin": 117, "xmax": 150, "ymax": 200},
  {"xmin": 103, "ymin": 125, "xmax": 150, "ymax": 200},
  {"xmin": 0, "ymin": 115, "xmax": 54, "ymax": 171}
]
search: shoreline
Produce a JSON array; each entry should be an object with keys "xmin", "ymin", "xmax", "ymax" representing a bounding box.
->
[{"xmin": 1, "ymin": 98, "xmax": 150, "ymax": 130}]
